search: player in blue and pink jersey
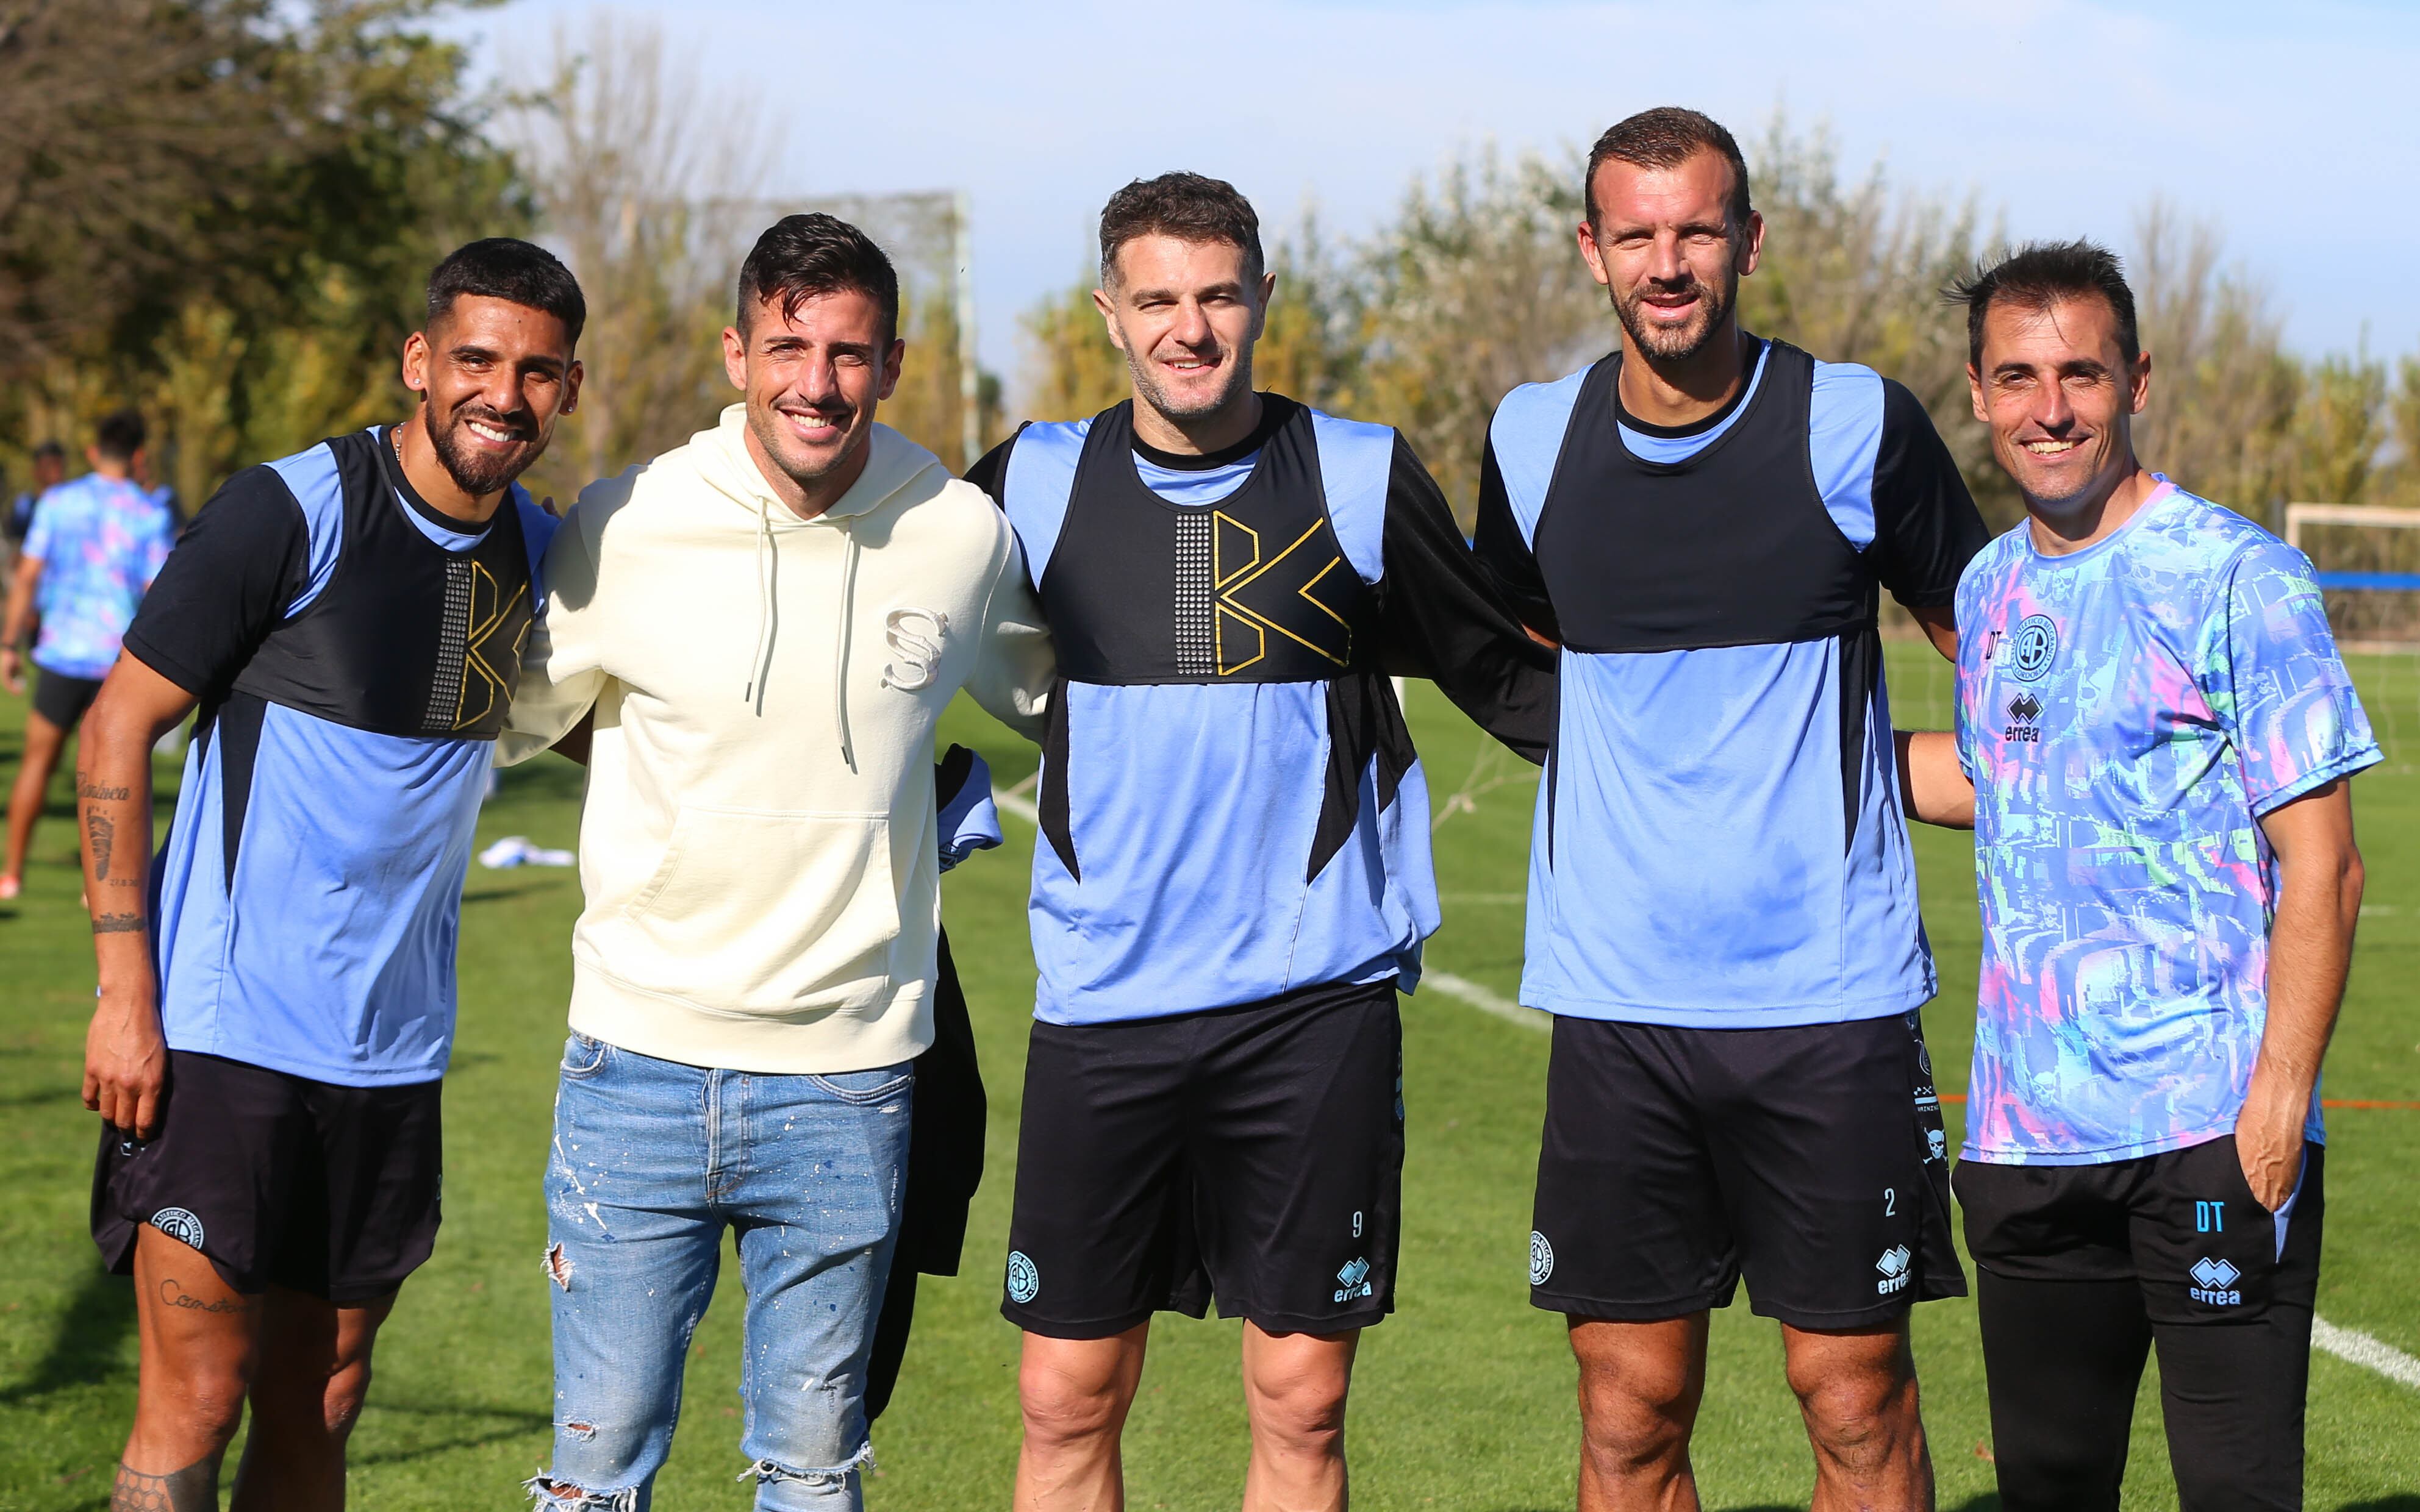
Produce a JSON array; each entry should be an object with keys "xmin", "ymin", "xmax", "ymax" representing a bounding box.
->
[
  {"xmin": 1900, "ymin": 241, "xmax": 2375, "ymax": 1512},
  {"xmin": 0, "ymin": 412, "xmax": 176, "ymax": 897}
]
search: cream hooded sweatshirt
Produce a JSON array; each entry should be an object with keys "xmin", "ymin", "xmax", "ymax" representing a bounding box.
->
[{"xmin": 499, "ymin": 405, "xmax": 1053, "ymax": 1073}]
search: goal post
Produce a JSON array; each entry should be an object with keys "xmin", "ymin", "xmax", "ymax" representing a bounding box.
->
[{"xmin": 2285, "ymin": 502, "xmax": 2420, "ymax": 650}]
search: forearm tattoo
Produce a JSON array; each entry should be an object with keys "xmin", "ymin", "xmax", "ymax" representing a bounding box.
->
[
  {"xmin": 87, "ymin": 809, "xmax": 116, "ymax": 879},
  {"xmin": 112, "ymin": 1457, "xmax": 217, "ymax": 1511},
  {"xmin": 92, "ymin": 913, "xmax": 147, "ymax": 935}
]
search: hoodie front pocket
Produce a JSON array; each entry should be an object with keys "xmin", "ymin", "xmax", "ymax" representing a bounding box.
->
[{"xmin": 617, "ymin": 806, "xmax": 901, "ymax": 1012}]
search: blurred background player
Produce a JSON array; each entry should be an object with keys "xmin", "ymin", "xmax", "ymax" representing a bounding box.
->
[
  {"xmin": 968, "ymin": 173, "xmax": 1553, "ymax": 1512},
  {"xmin": 0, "ymin": 412, "xmax": 174, "ymax": 899},
  {"xmin": 6, "ymin": 438, "xmax": 69, "ymax": 551},
  {"xmin": 1473, "ymin": 108, "xmax": 1988, "ymax": 1510},
  {"xmin": 1902, "ymin": 241, "xmax": 2374, "ymax": 1512},
  {"xmin": 73, "ymin": 240, "xmax": 580, "ymax": 1512}
]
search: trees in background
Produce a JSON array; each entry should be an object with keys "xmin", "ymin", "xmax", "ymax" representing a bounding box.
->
[
  {"xmin": 0, "ymin": 0, "xmax": 521, "ymax": 507},
  {"xmin": 1018, "ymin": 123, "xmax": 2420, "ymax": 537}
]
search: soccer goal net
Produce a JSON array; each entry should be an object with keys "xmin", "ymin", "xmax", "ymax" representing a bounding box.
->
[{"xmin": 2285, "ymin": 503, "xmax": 2420, "ymax": 651}]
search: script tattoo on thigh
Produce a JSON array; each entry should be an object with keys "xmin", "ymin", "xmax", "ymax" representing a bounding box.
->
[
  {"xmin": 111, "ymin": 1457, "xmax": 217, "ymax": 1511},
  {"xmin": 157, "ymin": 1278, "xmax": 256, "ymax": 1315},
  {"xmin": 86, "ymin": 809, "xmax": 116, "ymax": 879}
]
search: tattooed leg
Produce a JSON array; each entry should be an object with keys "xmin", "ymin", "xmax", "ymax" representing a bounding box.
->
[
  {"xmin": 112, "ymin": 1457, "xmax": 217, "ymax": 1512},
  {"xmin": 124, "ymin": 1228, "xmax": 257, "ymax": 1507}
]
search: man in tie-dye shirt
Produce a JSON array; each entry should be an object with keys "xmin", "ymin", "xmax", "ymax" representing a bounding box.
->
[
  {"xmin": 1900, "ymin": 241, "xmax": 2374, "ymax": 1512},
  {"xmin": 1, "ymin": 410, "xmax": 175, "ymax": 897}
]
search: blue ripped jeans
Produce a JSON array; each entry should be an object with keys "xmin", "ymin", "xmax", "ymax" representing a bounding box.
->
[{"xmin": 529, "ymin": 1035, "xmax": 911, "ymax": 1511}]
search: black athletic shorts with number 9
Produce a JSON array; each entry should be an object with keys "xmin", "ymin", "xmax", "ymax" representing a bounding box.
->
[{"xmin": 1529, "ymin": 1010, "xmax": 1964, "ymax": 1328}]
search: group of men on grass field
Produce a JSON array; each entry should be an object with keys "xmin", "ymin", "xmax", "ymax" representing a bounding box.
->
[{"xmin": 52, "ymin": 104, "xmax": 2371, "ymax": 1512}]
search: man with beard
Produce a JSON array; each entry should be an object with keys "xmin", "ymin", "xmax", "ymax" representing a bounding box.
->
[
  {"xmin": 965, "ymin": 173, "xmax": 1553, "ymax": 1512},
  {"xmin": 74, "ymin": 238, "xmax": 582, "ymax": 1512},
  {"xmin": 497, "ymin": 214, "xmax": 1054, "ymax": 1511},
  {"xmin": 1472, "ymin": 109, "xmax": 1988, "ymax": 1510},
  {"xmin": 1900, "ymin": 243, "xmax": 2372, "ymax": 1512}
]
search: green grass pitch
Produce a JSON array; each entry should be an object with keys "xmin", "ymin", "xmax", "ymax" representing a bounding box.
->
[{"xmin": 3, "ymin": 643, "xmax": 2416, "ymax": 1508}]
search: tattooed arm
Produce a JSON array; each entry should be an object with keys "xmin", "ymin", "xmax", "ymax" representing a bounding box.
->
[{"xmin": 78, "ymin": 654, "xmax": 198, "ymax": 1139}]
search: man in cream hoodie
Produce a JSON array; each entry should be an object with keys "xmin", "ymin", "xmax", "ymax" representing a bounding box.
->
[{"xmin": 501, "ymin": 214, "xmax": 1052, "ymax": 1511}]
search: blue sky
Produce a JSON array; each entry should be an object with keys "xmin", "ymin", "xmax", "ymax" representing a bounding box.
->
[{"xmin": 474, "ymin": 0, "xmax": 2420, "ymax": 392}]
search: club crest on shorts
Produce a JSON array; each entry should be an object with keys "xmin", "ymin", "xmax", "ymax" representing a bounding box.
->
[
  {"xmin": 1528, "ymin": 1230, "xmax": 1554, "ymax": 1286},
  {"xmin": 1875, "ymin": 1244, "xmax": 1912, "ymax": 1295},
  {"xmin": 2189, "ymin": 1256, "xmax": 2243, "ymax": 1306},
  {"xmin": 151, "ymin": 1207, "xmax": 205, "ymax": 1248},
  {"xmin": 1006, "ymin": 1249, "xmax": 1040, "ymax": 1305}
]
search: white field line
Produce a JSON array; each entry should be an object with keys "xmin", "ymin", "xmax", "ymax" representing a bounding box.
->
[
  {"xmin": 991, "ymin": 783, "xmax": 2420, "ymax": 1395},
  {"xmin": 2312, "ymin": 1317, "xmax": 2420, "ymax": 1389},
  {"xmin": 1422, "ymin": 971, "xmax": 1550, "ymax": 1032}
]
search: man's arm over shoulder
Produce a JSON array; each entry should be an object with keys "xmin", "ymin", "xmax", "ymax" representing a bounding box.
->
[
  {"xmin": 962, "ymin": 505, "xmax": 1054, "ymax": 745},
  {"xmin": 1379, "ymin": 436, "xmax": 1555, "ymax": 763},
  {"xmin": 1469, "ymin": 424, "xmax": 1564, "ymax": 647},
  {"xmin": 497, "ymin": 480, "xmax": 621, "ymax": 766},
  {"xmin": 1866, "ymin": 378, "xmax": 1989, "ymax": 618}
]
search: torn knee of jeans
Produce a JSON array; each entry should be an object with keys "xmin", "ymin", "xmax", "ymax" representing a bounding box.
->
[
  {"xmin": 544, "ymin": 1243, "xmax": 573, "ymax": 1289},
  {"xmin": 522, "ymin": 1473, "xmax": 637, "ymax": 1511},
  {"xmin": 738, "ymin": 1439, "xmax": 876, "ymax": 1487},
  {"xmin": 556, "ymin": 1418, "xmax": 596, "ymax": 1440}
]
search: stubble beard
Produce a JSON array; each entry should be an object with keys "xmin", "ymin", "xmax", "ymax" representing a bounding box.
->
[
  {"xmin": 428, "ymin": 405, "xmax": 545, "ymax": 497},
  {"xmin": 749, "ymin": 402, "xmax": 865, "ymax": 494},
  {"xmin": 1613, "ymin": 268, "xmax": 1739, "ymax": 366},
  {"xmin": 1126, "ymin": 343, "xmax": 1251, "ymax": 427}
]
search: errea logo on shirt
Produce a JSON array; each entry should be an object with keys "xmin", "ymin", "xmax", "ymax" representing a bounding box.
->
[{"xmin": 2003, "ymin": 691, "xmax": 2043, "ymax": 744}]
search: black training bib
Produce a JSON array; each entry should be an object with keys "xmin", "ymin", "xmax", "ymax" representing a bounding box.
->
[{"xmin": 232, "ymin": 428, "xmax": 535, "ymax": 741}]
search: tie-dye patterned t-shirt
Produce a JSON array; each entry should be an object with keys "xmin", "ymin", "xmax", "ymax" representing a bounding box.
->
[
  {"xmin": 21, "ymin": 472, "xmax": 175, "ymax": 680},
  {"xmin": 1953, "ymin": 477, "xmax": 2379, "ymax": 1166}
]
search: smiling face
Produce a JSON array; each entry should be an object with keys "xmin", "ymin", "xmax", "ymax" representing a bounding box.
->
[
  {"xmin": 1969, "ymin": 293, "xmax": 2150, "ymax": 513},
  {"xmin": 402, "ymin": 294, "xmax": 581, "ymax": 497},
  {"xmin": 1094, "ymin": 234, "xmax": 1272, "ymax": 428},
  {"xmin": 722, "ymin": 286, "xmax": 904, "ymax": 512},
  {"xmin": 1578, "ymin": 149, "xmax": 1763, "ymax": 365}
]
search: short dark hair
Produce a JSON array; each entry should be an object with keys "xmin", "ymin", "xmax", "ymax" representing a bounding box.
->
[
  {"xmin": 736, "ymin": 214, "xmax": 900, "ymax": 341},
  {"xmin": 32, "ymin": 440, "xmax": 65, "ymax": 463},
  {"xmin": 1948, "ymin": 240, "xmax": 2140, "ymax": 372},
  {"xmin": 1098, "ymin": 173, "xmax": 1264, "ymax": 287},
  {"xmin": 94, "ymin": 409, "xmax": 145, "ymax": 462},
  {"xmin": 1585, "ymin": 107, "xmax": 1753, "ymax": 234},
  {"xmin": 426, "ymin": 238, "xmax": 587, "ymax": 347}
]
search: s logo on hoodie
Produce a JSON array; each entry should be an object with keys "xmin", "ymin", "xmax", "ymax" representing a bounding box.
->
[{"xmin": 880, "ymin": 608, "xmax": 951, "ymax": 691}]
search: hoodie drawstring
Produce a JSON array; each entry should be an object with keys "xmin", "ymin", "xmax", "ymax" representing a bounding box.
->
[
  {"xmin": 834, "ymin": 529, "xmax": 859, "ymax": 769},
  {"xmin": 743, "ymin": 496, "xmax": 776, "ymax": 711}
]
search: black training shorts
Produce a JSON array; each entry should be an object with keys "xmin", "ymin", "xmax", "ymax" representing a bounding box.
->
[
  {"xmin": 31, "ymin": 666, "xmax": 103, "ymax": 732},
  {"xmin": 92, "ymin": 1049, "xmax": 443, "ymax": 1303},
  {"xmin": 1003, "ymin": 978, "xmax": 1404, "ymax": 1339},
  {"xmin": 1530, "ymin": 1010, "xmax": 1964, "ymax": 1328}
]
